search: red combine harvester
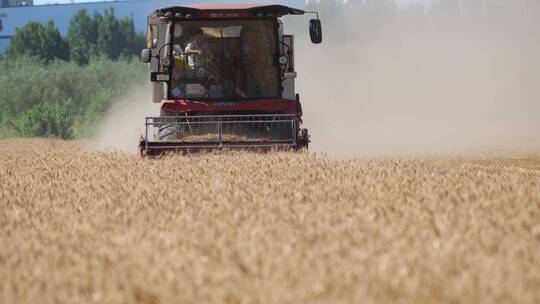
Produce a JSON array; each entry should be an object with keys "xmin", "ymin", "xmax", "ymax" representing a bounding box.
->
[{"xmin": 139, "ymin": 3, "xmax": 322, "ymax": 156}]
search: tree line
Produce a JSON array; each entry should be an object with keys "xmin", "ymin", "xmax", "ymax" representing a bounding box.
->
[
  {"xmin": 0, "ymin": 8, "xmax": 146, "ymax": 139},
  {"xmin": 5, "ymin": 8, "xmax": 145, "ymax": 65},
  {"xmin": 0, "ymin": 57, "xmax": 147, "ymax": 139}
]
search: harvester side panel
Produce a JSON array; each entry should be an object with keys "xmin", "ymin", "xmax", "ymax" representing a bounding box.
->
[{"xmin": 147, "ymin": 16, "xmax": 169, "ymax": 103}]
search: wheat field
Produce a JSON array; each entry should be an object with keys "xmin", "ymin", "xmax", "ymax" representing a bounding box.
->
[{"xmin": 0, "ymin": 139, "xmax": 539, "ymax": 304}]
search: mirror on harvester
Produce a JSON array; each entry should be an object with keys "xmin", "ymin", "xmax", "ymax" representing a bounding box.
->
[
  {"xmin": 141, "ymin": 49, "xmax": 151, "ymax": 63},
  {"xmin": 309, "ymin": 19, "xmax": 323, "ymax": 44}
]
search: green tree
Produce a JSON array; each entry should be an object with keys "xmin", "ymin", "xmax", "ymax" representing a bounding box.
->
[
  {"xmin": 67, "ymin": 9, "xmax": 98, "ymax": 65},
  {"xmin": 14, "ymin": 102, "xmax": 74, "ymax": 139},
  {"xmin": 96, "ymin": 7, "xmax": 120, "ymax": 59},
  {"xmin": 6, "ymin": 20, "xmax": 68, "ymax": 62},
  {"xmin": 0, "ymin": 56, "xmax": 147, "ymax": 138},
  {"xmin": 117, "ymin": 15, "xmax": 144, "ymax": 57},
  {"xmin": 44, "ymin": 20, "xmax": 69, "ymax": 61}
]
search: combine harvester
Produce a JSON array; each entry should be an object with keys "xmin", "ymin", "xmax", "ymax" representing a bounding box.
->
[{"xmin": 139, "ymin": 3, "xmax": 322, "ymax": 156}]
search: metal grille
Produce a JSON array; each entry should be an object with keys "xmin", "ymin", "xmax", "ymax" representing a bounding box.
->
[{"xmin": 144, "ymin": 114, "xmax": 297, "ymax": 150}]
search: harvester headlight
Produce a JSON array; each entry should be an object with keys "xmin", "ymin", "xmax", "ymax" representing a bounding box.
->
[{"xmin": 279, "ymin": 55, "xmax": 288, "ymax": 66}]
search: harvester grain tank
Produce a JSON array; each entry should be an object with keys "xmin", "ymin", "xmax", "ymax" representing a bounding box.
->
[{"xmin": 139, "ymin": 3, "xmax": 323, "ymax": 156}]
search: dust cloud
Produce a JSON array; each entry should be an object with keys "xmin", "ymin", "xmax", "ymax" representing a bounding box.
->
[
  {"xmin": 91, "ymin": 85, "xmax": 160, "ymax": 153},
  {"xmin": 291, "ymin": 1, "xmax": 540, "ymax": 156},
  {"xmin": 94, "ymin": 1, "xmax": 540, "ymax": 156}
]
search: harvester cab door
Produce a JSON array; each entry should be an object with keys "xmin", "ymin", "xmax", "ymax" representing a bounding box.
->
[
  {"xmin": 281, "ymin": 34, "xmax": 296, "ymax": 100},
  {"xmin": 146, "ymin": 16, "xmax": 170, "ymax": 103}
]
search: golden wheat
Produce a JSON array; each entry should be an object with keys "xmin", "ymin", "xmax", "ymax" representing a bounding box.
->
[{"xmin": 0, "ymin": 139, "xmax": 539, "ymax": 304}]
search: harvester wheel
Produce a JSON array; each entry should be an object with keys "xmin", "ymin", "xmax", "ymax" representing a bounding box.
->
[
  {"xmin": 298, "ymin": 128, "xmax": 310, "ymax": 150},
  {"xmin": 158, "ymin": 124, "xmax": 184, "ymax": 141},
  {"xmin": 158, "ymin": 110, "xmax": 184, "ymax": 141}
]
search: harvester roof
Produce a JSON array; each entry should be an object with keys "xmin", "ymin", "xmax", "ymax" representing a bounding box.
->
[{"xmin": 152, "ymin": 3, "xmax": 305, "ymax": 18}]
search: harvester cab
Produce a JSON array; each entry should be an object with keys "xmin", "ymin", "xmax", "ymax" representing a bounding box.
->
[{"xmin": 139, "ymin": 4, "xmax": 322, "ymax": 156}]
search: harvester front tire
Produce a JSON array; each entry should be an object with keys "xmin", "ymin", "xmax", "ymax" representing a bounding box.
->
[
  {"xmin": 298, "ymin": 128, "xmax": 310, "ymax": 150},
  {"xmin": 158, "ymin": 124, "xmax": 184, "ymax": 141},
  {"xmin": 158, "ymin": 110, "xmax": 184, "ymax": 141}
]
